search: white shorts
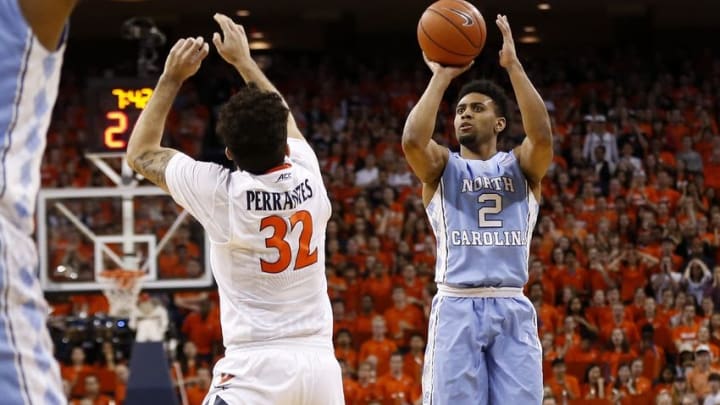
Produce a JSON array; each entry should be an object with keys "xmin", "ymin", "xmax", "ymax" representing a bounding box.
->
[
  {"xmin": 203, "ymin": 345, "xmax": 344, "ymax": 405},
  {"xmin": 0, "ymin": 217, "xmax": 64, "ymax": 405}
]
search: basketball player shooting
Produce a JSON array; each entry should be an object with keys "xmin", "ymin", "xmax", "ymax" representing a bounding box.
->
[
  {"xmin": 402, "ymin": 15, "xmax": 553, "ymax": 404},
  {"xmin": 126, "ymin": 13, "xmax": 344, "ymax": 405},
  {"xmin": 0, "ymin": 0, "xmax": 78, "ymax": 403}
]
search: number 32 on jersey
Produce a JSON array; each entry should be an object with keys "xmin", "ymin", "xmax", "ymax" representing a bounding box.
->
[{"xmin": 259, "ymin": 210, "xmax": 318, "ymax": 273}]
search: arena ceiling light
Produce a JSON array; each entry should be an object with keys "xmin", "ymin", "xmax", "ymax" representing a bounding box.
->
[
  {"xmin": 236, "ymin": 9, "xmax": 251, "ymax": 17},
  {"xmin": 537, "ymin": 3, "xmax": 551, "ymax": 11}
]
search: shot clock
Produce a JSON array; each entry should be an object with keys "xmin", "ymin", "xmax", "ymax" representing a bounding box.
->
[{"xmin": 86, "ymin": 78, "xmax": 156, "ymax": 152}]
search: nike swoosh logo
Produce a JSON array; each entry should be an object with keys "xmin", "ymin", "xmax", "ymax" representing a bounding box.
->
[{"xmin": 444, "ymin": 7, "xmax": 474, "ymax": 26}]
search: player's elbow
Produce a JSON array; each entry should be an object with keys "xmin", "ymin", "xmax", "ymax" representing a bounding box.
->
[{"xmin": 401, "ymin": 132, "xmax": 425, "ymax": 154}]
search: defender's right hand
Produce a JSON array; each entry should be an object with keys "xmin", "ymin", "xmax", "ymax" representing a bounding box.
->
[
  {"xmin": 213, "ymin": 13, "xmax": 252, "ymax": 68},
  {"xmin": 423, "ymin": 52, "xmax": 473, "ymax": 80}
]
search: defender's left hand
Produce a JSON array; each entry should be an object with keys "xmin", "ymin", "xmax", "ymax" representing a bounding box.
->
[
  {"xmin": 163, "ymin": 37, "xmax": 209, "ymax": 82},
  {"xmin": 496, "ymin": 14, "xmax": 520, "ymax": 69}
]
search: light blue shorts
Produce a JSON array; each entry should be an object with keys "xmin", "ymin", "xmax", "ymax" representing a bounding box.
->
[{"xmin": 422, "ymin": 290, "xmax": 542, "ymax": 404}]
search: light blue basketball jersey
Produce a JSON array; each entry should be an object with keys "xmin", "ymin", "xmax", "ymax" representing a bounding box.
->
[
  {"xmin": 0, "ymin": 0, "xmax": 65, "ymax": 235},
  {"xmin": 426, "ymin": 150, "xmax": 538, "ymax": 288}
]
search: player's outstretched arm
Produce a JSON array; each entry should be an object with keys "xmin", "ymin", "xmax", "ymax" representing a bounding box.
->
[
  {"xmin": 401, "ymin": 54, "xmax": 471, "ymax": 185},
  {"xmin": 496, "ymin": 15, "xmax": 552, "ymax": 192},
  {"xmin": 127, "ymin": 37, "xmax": 209, "ymax": 192},
  {"xmin": 18, "ymin": 0, "xmax": 78, "ymax": 50},
  {"xmin": 212, "ymin": 13, "xmax": 304, "ymax": 141}
]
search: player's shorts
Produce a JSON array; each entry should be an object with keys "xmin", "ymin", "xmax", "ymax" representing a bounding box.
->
[
  {"xmin": 0, "ymin": 216, "xmax": 64, "ymax": 405},
  {"xmin": 422, "ymin": 285, "xmax": 543, "ymax": 405},
  {"xmin": 203, "ymin": 344, "xmax": 344, "ymax": 405}
]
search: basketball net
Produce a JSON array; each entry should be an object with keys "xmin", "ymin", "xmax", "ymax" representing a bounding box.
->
[{"xmin": 99, "ymin": 269, "xmax": 146, "ymax": 318}]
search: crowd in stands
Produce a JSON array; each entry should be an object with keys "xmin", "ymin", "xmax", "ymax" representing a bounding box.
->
[{"xmin": 44, "ymin": 46, "xmax": 720, "ymax": 405}]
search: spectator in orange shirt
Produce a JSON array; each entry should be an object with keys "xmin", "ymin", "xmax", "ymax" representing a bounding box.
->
[
  {"xmin": 383, "ymin": 286, "xmax": 424, "ymax": 349},
  {"xmin": 114, "ymin": 364, "xmax": 129, "ymax": 405},
  {"xmin": 565, "ymin": 331, "xmax": 601, "ymax": 364},
  {"xmin": 673, "ymin": 303, "xmax": 701, "ymax": 349},
  {"xmin": 403, "ymin": 333, "xmax": 424, "ymax": 385},
  {"xmin": 527, "ymin": 259, "xmax": 557, "ymax": 306},
  {"xmin": 636, "ymin": 324, "xmax": 667, "ymax": 381},
  {"xmin": 608, "ymin": 363, "xmax": 640, "ymax": 404},
  {"xmin": 355, "ymin": 295, "xmax": 379, "ymax": 346},
  {"xmin": 529, "ymin": 282, "xmax": 560, "ymax": 335},
  {"xmin": 629, "ymin": 358, "xmax": 652, "ymax": 395},
  {"xmin": 61, "ymin": 346, "xmax": 96, "ymax": 395},
  {"xmin": 687, "ymin": 345, "xmax": 720, "ymax": 399},
  {"xmin": 359, "ymin": 316, "xmax": 398, "ymax": 377},
  {"xmin": 335, "ymin": 329, "xmax": 359, "ymax": 374},
  {"xmin": 603, "ymin": 328, "xmax": 637, "ymax": 375},
  {"xmin": 600, "ymin": 303, "xmax": 640, "ymax": 345},
  {"xmin": 580, "ymin": 363, "xmax": 607, "ymax": 400},
  {"xmin": 377, "ymin": 352, "xmax": 418, "ymax": 405},
  {"xmin": 362, "ymin": 261, "xmax": 394, "ymax": 312},
  {"xmin": 555, "ymin": 250, "xmax": 589, "ymax": 297},
  {"xmin": 356, "ymin": 361, "xmax": 384, "ymax": 405},
  {"xmin": 340, "ymin": 360, "xmax": 362, "ymax": 405},
  {"xmin": 186, "ymin": 367, "xmax": 212, "ymax": 405},
  {"xmin": 71, "ymin": 374, "xmax": 112, "ymax": 405},
  {"xmin": 566, "ymin": 296, "xmax": 600, "ymax": 337},
  {"xmin": 396, "ymin": 264, "xmax": 425, "ymax": 306},
  {"xmin": 181, "ymin": 300, "xmax": 221, "ymax": 364},
  {"xmin": 343, "ymin": 265, "xmax": 363, "ymax": 316},
  {"xmin": 333, "ymin": 299, "xmax": 356, "ymax": 337},
  {"xmin": 546, "ymin": 358, "xmax": 581, "ymax": 401}
]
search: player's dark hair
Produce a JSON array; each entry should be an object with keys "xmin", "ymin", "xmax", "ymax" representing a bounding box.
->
[
  {"xmin": 216, "ymin": 82, "xmax": 288, "ymax": 174},
  {"xmin": 455, "ymin": 79, "xmax": 513, "ymax": 136}
]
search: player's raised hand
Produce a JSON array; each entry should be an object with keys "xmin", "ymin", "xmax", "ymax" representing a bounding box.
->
[
  {"xmin": 496, "ymin": 14, "xmax": 520, "ymax": 69},
  {"xmin": 213, "ymin": 13, "xmax": 252, "ymax": 68},
  {"xmin": 422, "ymin": 52, "xmax": 473, "ymax": 80},
  {"xmin": 163, "ymin": 37, "xmax": 209, "ymax": 82}
]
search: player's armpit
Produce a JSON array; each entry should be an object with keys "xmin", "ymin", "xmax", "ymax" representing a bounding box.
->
[
  {"xmin": 129, "ymin": 147, "xmax": 178, "ymax": 193},
  {"xmin": 18, "ymin": 0, "xmax": 78, "ymax": 51},
  {"xmin": 401, "ymin": 138, "xmax": 448, "ymax": 185}
]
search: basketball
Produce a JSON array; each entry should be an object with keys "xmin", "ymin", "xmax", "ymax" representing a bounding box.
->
[{"xmin": 417, "ymin": 0, "xmax": 486, "ymax": 66}]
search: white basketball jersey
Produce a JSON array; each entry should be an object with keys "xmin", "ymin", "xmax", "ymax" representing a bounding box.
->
[{"xmin": 165, "ymin": 138, "xmax": 333, "ymax": 353}]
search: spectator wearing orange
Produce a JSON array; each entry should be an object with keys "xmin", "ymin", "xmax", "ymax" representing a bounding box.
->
[
  {"xmin": 555, "ymin": 250, "xmax": 589, "ymax": 297},
  {"xmin": 61, "ymin": 346, "xmax": 96, "ymax": 394},
  {"xmin": 607, "ymin": 363, "xmax": 640, "ymax": 404},
  {"xmin": 395, "ymin": 264, "xmax": 425, "ymax": 306},
  {"xmin": 585, "ymin": 289, "xmax": 611, "ymax": 329},
  {"xmin": 580, "ymin": 363, "xmax": 607, "ymax": 400},
  {"xmin": 355, "ymin": 361, "xmax": 384, "ymax": 405},
  {"xmin": 70, "ymin": 374, "xmax": 112, "ymax": 405},
  {"xmin": 686, "ymin": 345, "xmax": 720, "ymax": 398},
  {"xmin": 377, "ymin": 352, "xmax": 418, "ymax": 405},
  {"xmin": 527, "ymin": 259, "xmax": 557, "ymax": 306},
  {"xmin": 602, "ymin": 328, "xmax": 637, "ymax": 375},
  {"xmin": 600, "ymin": 303, "xmax": 640, "ymax": 345},
  {"xmin": 565, "ymin": 331, "xmax": 601, "ymax": 364},
  {"xmin": 361, "ymin": 261, "xmax": 393, "ymax": 312},
  {"xmin": 340, "ymin": 359, "xmax": 362, "ymax": 405},
  {"xmin": 403, "ymin": 333, "xmax": 424, "ymax": 386},
  {"xmin": 528, "ymin": 282, "xmax": 559, "ymax": 336},
  {"xmin": 335, "ymin": 329, "xmax": 359, "ymax": 374},
  {"xmin": 546, "ymin": 358, "xmax": 581, "ymax": 401},
  {"xmin": 635, "ymin": 324, "xmax": 667, "ymax": 381},
  {"xmin": 359, "ymin": 316, "xmax": 398, "ymax": 377},
  {"xmin": 696, "ymin": 325, "xmax": 720, "ymax": 363},
  {"xmin": 327, "ymin": 264, "xmax": 348, "ymax": 302},
  {"xmin": 181, "ymin": 300, "xmax": 221, "ymax": 364},
  {"xmin": 186, "ymin": 367, "xmax": 212, "ymax": 405},
  {"xmin": 608, "ymin": 245, "xmax": 651, "ymax": 303},
  {"xmin": 333, "ymin": 299, "xmax": 356, "ymax": 337},
  {"xmin": 113, "ymin": 364, "xmax": 129, "ymax": 405},
  {"xmin": 565, "ymin": 296, "xmax": 599, "ymax": 337},
  {"xmin": 383, "ymin": 286, "xmax": 424, "ymax": 349},
  {"xmin": 672, "ymin": 303, "xmax": 701, "ymax": 349},
  {"xmin": 342, "ymin": 265, "xmax": 363, "ymax": 316},
  {"xmin": 628, "ymin": 358, "xmax": 652, "ymax": 395},
  {"xmin": 354, "ymin": 295, "xmax": 379, "ymax": 346}
]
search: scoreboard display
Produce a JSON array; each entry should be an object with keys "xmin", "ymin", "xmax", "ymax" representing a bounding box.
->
[{"xmin": 86, "ymin": 78, "xmax": 156, "ymax": 152}]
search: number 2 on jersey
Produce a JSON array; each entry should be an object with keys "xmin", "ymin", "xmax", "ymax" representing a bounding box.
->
[
  {"xmin": 260, "ymin": 210, "xmax": 318, "ymax": 273},
  {"xmin": 477, "ymin": 193, "xmax": 503, "ymax": 227}
]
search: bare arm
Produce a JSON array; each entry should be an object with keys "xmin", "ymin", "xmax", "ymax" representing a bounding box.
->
[
  {"xmin": 19, "ymin": 0, "xmax": 78, "ymax": 51},
  {"xmin": 126, "ymin": 37, "xmax": 210, "ymax": 192},
  {"xmin": 495, "ymin": 15, "xmax": 553, "ymax": 194},
  {"xmin": 401, "ymin": 55, "xmax": 471, "ymax": 203},
  {"xmin": 212, "ymin": 13, "xmax": 304, "ymax": 141}
]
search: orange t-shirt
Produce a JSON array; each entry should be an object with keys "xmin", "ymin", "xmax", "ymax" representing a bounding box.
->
[
  {"xmin": 359, "ymin": 339, "xmax": 399, "ymax": 376},
  {"xmin": 182, "ymin": 311, "xmax": 221, "ymax": 355},
  {"xmin": 377, "ymin": 373, "xmax": 418, "ymax": 405}
]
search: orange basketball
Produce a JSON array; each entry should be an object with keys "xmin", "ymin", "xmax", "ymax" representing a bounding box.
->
[{"xmin": 417, "ymin": 0, "xmax": 487, "ymax": 66}]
